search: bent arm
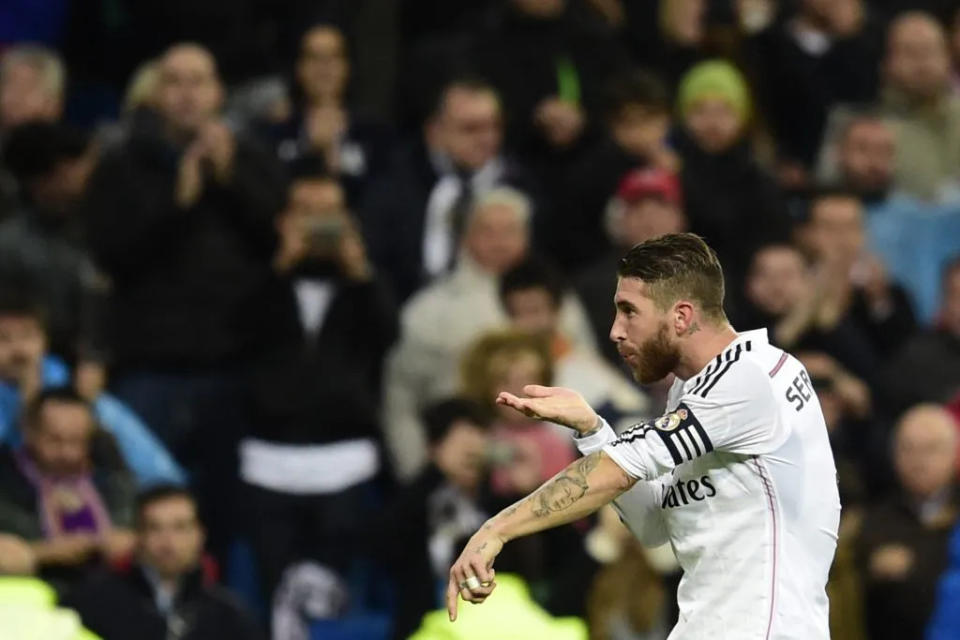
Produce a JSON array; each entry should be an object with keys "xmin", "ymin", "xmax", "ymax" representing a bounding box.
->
[{"xmin": 486, "ymin": 451, "xmax": 636, "ymax": 544}]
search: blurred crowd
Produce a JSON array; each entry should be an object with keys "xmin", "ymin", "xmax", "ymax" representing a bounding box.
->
[{"xmin": 0, "ymin": 0, "xmax": 959, "ymax": 639}]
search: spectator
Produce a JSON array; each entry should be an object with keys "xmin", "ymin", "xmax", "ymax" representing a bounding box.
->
[
  {"xmin": 375, "ymin": 398, "xmax": 494, "ymax": 640},
  {"xmin": 67, "ymin": 486, "xmax": 264, "ymax": 640},
  {"xmin": 362, "ymin": 77, "xmax": 533, "ymax": 302},
  {"xmin": 500, "ymin": 258, "xmax": 650, "ymax": 430},
  {"xmin": 743, "ymin": 0, "xmax": 884, "ymax": 174},
  {"xmin": 473, "ymin": 0, "xmax": 631, "ymax": 158},
  {"xmin": 575, "ymin": 168, "xmax": 687, "ymax": 365},
  {"xmin": 83, "ymin": 43, "xmax": 287, "ymax": 556},
  {"xmin": 241, "ymin": 174, "xmax": 397, "ymax": 600},
  {"xmin": 0, "ymin": 388, "xmax": 135, "ymax": 589},
  {"xmin": 0, "ymin": 292, "xmax": 184, "ymax": 488},
  {"xmin": 736, "ymin": 242, "xmax": 879, "ymax": 382},
  {"xmin": 877, "ymin": 12, "xmax": 960, "ymax": 202},
  {"xmin": 0, "ymin": 122, "xmax": 107, "ymax": 377},
  {"xmin": 819, "ymin": 113, "xmax": 897, "ymax": 205},
  {"xmin": 553, "ymin": 71, "xmax": 677, "ymax": 271},
  {"xmin": 263, "ymin": 24, "xmax": 393, "ymax": 206},
  {"xmin": 0, "ymin": 45, "xmax": 64, "ymax": 132},
  {"xmin": 619, "ymin": 0, "xmax": 711, "ymax": 92},
  {"xmin": 675, "ymin": 60, "xmax": 790, "ymax": 290},
  {"xmin": 382, "ymin": 187, "xmax": 594, "ymax": 480},
  {"xmin": 795, "ymin": 191, "xmax": 917, "ymax": 358},
  {"xmin": 882, "ymin": 257, "xmax": 960, "ymax": 415},
  {"xmin": 857, "ymin": 404, "xmax": 959, "ymax": 640}
]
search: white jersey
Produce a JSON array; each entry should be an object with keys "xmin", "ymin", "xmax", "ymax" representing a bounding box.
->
[{"xmin": 576, "ymin": 329, "xmax": 840, "ymax": 640}]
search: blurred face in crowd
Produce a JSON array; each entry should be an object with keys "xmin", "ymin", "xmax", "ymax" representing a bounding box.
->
[
  {"xmin": 428, "ymin": 87, "xmax": 502, "ymax": 171},
  {"xmin": 278, "ymin": 178, "xmax": 349, "ymax": 260},
  {"xmin": 684, "ymin": 97, "xmax": 743, "ymax": 154},
  {"xmin": 26, "ymin": 400, "xmax": 94, "ymax": 477},
  {"xmin": 504, "ymin": 286, "xmax": 560, "ymax": 337},
  {"xmin": 803, "ymin": 196, "xmax": 864, "ymax": 268},
  {"xmin": 661, "ymin": 0, "xmax": 706, "ymax": 45},
  {"xmin": 838, "ymin": 118, "xmax": 895, "ymax": 197},
  {"xmin": 942, "ymin": 265, "xmax": 960, "ymax": 337},
  {"xmin": 138, "ymin": 495, "xmax": 205, "ymax": 581},
  {"xmin": 297, "ymin": 26, "xmax": 349, "ymax": 105},
  {"xmin": 431, "ymin": 419, "xmax": 489, "ymax": 492},
  {"xmin": 0, "ymin": 313, "xmax": 46, "ymax": 383},
  {"xmin": 512, "ymin": 0, "xmax": 565, "ymax": 19},
  {"xmin": 746, "ymin": 246, "xmax": 810, "ymax": 317},
  {"xmin": 0, "ymin": 59, "xmax": 62, "ymax": 130},
  {"xmin": 894, "ymin": 405, "xmax": 957, "ymax": 499},
  {"xmin": 155, "ymin": 44, "xmax": 223, "ymax": 137},
  {"xmin": 613, "ymin": 197, "xmax": 686, "ymax": 248},
  {"xmin": 463, "ymin": 203, "xmax": 529, "ymax": 276},
  {"xmin": 610, "ymin": 105, "xmax": 671, "ymax": 158},
  {"xmin": 885, "ymin": 13, "xmax": 951, "ymax": 101}
]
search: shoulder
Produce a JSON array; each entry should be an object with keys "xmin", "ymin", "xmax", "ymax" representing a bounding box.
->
[{"xmin": 685, "ymin": 343, "xmax": 776, "ymax": 406}]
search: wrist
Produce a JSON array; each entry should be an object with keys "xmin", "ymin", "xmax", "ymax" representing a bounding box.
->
[{"xmin": 578, "ymin": 415, "xmax": 604, "ymax": 438}]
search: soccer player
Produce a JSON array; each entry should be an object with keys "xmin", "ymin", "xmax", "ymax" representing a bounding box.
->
[{"xmin": 447, "ymin": 233, "xmax": 841, "ymax": 639}]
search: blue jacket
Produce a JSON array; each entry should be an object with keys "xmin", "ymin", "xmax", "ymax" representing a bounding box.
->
[
  {"xmin": 927, "ymin": 520, "xmax": 960, "ymax": 639},
  {"xmin": 0, "ymin": 357, "xmax": 185, "ymax": 487},
  {"xmin": 867, "ymin": 197, "xmax": 960, "ymax": 324}
]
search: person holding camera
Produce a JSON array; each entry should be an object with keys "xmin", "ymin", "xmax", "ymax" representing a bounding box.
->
[{"xmin": 241, "ymin": 173, "xmax": 398, "ymax": 604}]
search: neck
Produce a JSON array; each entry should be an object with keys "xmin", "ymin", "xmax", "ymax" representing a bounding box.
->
[{"xmin": 674, "ymin": 322, "xmax": 738, "ymax": 380}]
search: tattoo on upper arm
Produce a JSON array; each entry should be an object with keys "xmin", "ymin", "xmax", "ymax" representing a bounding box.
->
[{"xmin": 530, "ymin": 452, "xmax": 602, "ymax": 517}]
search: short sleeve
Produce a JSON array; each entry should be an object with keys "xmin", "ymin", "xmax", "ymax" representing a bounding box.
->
[{"xmin": 603, "ymin": 363, "xmax": 789, "ymax": 480}]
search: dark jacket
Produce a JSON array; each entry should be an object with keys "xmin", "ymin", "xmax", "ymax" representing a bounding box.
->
[
  {"xmin": 66, "ymin": 564, "xmax": 264, "ymax": 640},
  {"xmin": 0, "ymin": 209, "xmax": 108, "ymax": 363},
  {"xmin": 857, "ymin": 489, "xmax": 958, "ymax": 640},
  {"xmin": 881, "ymin": 330, "xmax": 960, "ymax": 417},
  {"xmin": 745, "ymin": 13, "xmax": 884, "ymax": 167},
  {"xmin": 247, "ymin": 272, "xmax": 397, "ymax": 445},
  {"xmin": 677, "ymin": 133, "xmax": 791, "ymax": 290},
  {"xmin": 575, "ymin": 250, "xmax": 624, "ymax": 367},
  {"xmin": 84, "ymin": 110, "xmax": 287, "ymax": 370}
]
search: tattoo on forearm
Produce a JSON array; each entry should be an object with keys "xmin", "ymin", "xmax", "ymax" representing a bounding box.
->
[{"xmin": 529, "ymin": 453, "xmax": 602, "ymax": 517}]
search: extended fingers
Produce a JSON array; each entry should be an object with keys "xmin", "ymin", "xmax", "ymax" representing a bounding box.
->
[{"xmin": 446, "ymin": 573, "xmax": 460, "ymax": 621}]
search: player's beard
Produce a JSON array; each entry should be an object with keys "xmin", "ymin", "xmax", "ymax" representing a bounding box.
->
[{"xmin": 631, "ymin": 321, "xmax": 680, "ymax": 385}]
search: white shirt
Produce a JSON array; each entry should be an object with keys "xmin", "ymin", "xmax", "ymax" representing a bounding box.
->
[{"xmin": 576, "ymin": 329, "xmax": 841, "ymax": 640}]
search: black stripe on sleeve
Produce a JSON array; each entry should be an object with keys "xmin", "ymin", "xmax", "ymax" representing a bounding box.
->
[
  {"xmin": 673, "ymin": 432, "xmax": 693, "ymax": 460},
  {"xmin": 655, "ymin": 429, "xmax": 684, "ymax": 465},
  {"xmin": 681, "ymin": 404, "xmax": 714, "ymax": 453},
  {"xmin": 700, "ymin": 344, "xmax": 743, "ymax": 398}
]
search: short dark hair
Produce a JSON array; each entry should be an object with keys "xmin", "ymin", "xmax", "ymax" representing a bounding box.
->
[
  {"xmin": 422, "ymin": 397, "xmax": 492, "ymax": 446},
  {"xmin": 135, "ymin": 484, "xmax": 198, "ymax": 527},
  {"xmin": 23, "ymin": 387, "xmax": 93, "ymax": 430},
  {"xmin": 0, "ymin": 287, "xmax": 47, "ymax": 328},
  {"xmin": 617, "ymin": 233, "xmax": 726, "ymax": 320},
  {"xmin": 431, "ymin": 75, "xmax": 500, "ymax": 120},
  {"xmin": 499, "ymin": 258, "xmax": 565, "ymax": 313},
  {"xmin": 604, "ymin": 69, "xmax": 670, "ymax": 121},
  {"xmin": 2, "ymin": 122, "xmax": 89, "ymax": 184},
  {"xmin": 804, "ymin": 186, "xmax": 863, "ymax": 220}
]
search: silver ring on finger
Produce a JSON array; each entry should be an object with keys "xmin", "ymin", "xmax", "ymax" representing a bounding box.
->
[{"xmin": 460, "ymin": 576, "xmax": 481, "ymax": 590}]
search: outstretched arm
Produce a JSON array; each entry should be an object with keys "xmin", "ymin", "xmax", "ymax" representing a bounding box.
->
[{"xmin": 445, "ymin": 450, "xmax": 635, "ymax": 620}]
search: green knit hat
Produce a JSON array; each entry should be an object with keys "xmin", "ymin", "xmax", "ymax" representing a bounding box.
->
[{"xmin": 678, "ymin": 59, "xmax": 752, "ymax": 125}]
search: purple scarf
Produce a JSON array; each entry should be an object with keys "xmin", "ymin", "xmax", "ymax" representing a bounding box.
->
[{"xmin": 15, "ymin": 450, "xmax": 112, "ymax": 538}]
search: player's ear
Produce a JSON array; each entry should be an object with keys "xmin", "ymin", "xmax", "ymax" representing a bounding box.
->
[{"xmin": 673, "ymin": 300, "xmax": 695, "ymax": 335}]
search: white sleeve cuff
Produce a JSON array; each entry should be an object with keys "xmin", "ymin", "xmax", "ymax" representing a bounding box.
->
[{"xmin": 573, "ymin": 418, "xmax": 617, "ymax": 455}]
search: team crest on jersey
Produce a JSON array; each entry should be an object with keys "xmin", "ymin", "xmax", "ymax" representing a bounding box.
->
[{"xmin": 655, "ymin": 408, "xmax": 689, "ymax": 432}]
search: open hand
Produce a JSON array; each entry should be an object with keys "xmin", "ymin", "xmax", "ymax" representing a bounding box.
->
[
  {"xmin": 446, "ymin": 530, "xmax": 502, "ymax": 621},
  {"xmin": 496, "ymin": 385, "xmax": 599, "ymax": 434}
]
